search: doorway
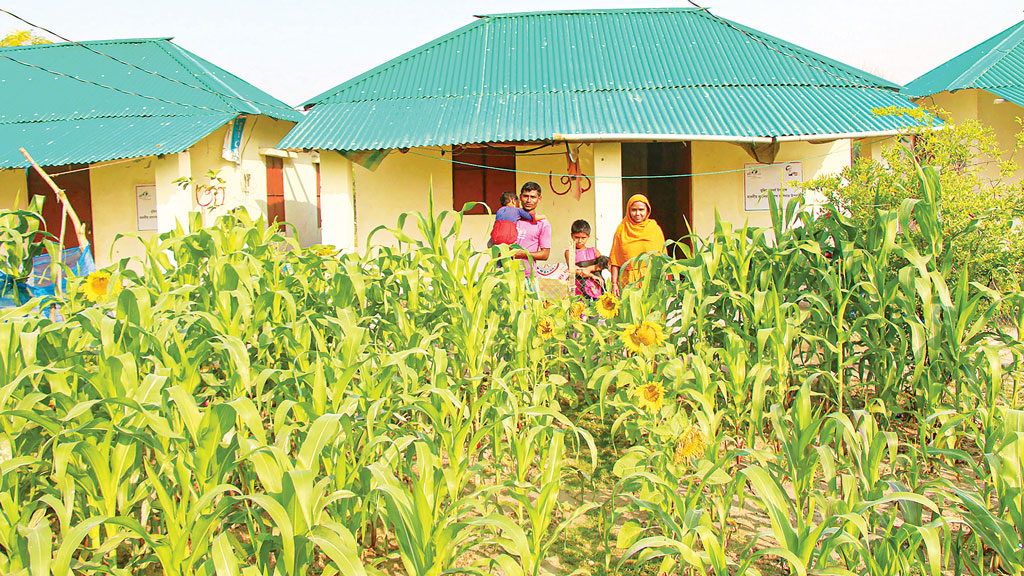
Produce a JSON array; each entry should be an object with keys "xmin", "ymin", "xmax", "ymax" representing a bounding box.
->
[
  {"xmin": 621, "ymin": 142, "xmax": 692, "ymax": 256},
  {"xmin": 28, "ymin": 164, "xmax": 94, "ymax": 252}
]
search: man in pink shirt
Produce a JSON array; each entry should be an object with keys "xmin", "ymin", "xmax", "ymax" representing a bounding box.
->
[{"xmin": 514, "ymin": 181, "xmax": 552, "ymax": 279}]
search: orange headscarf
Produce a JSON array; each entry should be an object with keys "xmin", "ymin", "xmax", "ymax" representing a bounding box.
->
[{"xmin": 609, "ymin": 194, "xmax": 665, "ymax": 286}]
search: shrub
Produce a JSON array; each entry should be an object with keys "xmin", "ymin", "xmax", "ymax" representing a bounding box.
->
[{"xmin": 807, "ymin": 112, "xmax": 1024, "ymax": 289}]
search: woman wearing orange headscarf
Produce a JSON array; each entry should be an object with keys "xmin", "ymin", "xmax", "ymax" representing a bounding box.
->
[{"xmin": 609, "ymin": 194, "xmax": 665, "ymax": 297}]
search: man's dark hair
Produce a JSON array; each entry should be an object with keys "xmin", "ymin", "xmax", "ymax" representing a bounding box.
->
[
  {"xmin": 499, "ymin": 191, "xmax": 517, "ymax": 207},
  {"xmin": 571, "ymin": 219, "xmax": 591, "ymax": 235},
  {"xmin": 521, "ymin": 181, "xmax": 542, "ymax": 194},
  {"xmin": 594, "ymin": 255, "xmax": 610, "ymax": 270}
]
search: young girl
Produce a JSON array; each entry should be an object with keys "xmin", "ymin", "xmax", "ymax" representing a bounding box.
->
[{"xmin": 564, "ymin": 219, "xmax": 607, "ymax": 299}]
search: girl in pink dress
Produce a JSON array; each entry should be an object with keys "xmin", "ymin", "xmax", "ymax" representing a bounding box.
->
[{"xmin": 564, "ymin": 219, "xmax": 606, "ymax": 300}]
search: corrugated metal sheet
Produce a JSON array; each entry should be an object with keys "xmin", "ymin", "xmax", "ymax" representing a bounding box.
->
[
  {"xmin": 0, "ymin": 114, "xmax": 234, "ymax": 169},
  {"xmin": 0, "ymin": 38, "xmax": 301, "ymax": 168},
  {"xmin": 283, "ymin": 8, "xmax": 927, "ymax": 151},
  {"xmin": 283, "ymin": 87, "xmax": 930, "ymax": 151},
  {"xmin": 905, "ymin": 20, "xmax": 1024, "ymax": 103}
]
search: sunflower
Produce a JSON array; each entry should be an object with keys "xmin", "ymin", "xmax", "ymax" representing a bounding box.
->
[
  {"xmin": 620, "ymin": 321, "xmax": 666, "ymax": 354},
  {"xmin": 81, "ymin": 270, "xmax": 111, "ymax": 303},
  {"xmin": 536, "ymin": 316, "xmax": 557, "ymax": 340},
  {"xmin": 569, "ymin": 301, "xmax": 585, "ymax": 321},
  {"xmin": 674, "ymin": 425, "xmax": 706, "ymax": 465},
  {"xmin": 312, "ymin": 244, "xmax": 336, "ymax": 257},
  {"xmin": 596, "ymin": 293, "xmax": 620, "ymax": 319},
  {"xmin": 633, "ymin": 381, "xmax": 665, "ymax": 413}
]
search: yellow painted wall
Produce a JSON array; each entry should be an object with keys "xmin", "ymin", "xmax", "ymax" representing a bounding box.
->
[
  {"xmin": 318, "ymin": 152, "xmax": 355, "ymax": 250},
  {"xmin": 181, "ymin": 117, "xmax": 320, "ymax": 244},
  {"xmin": 0, "ymin": 170, "xmax": 28, "ymax": 209},
  {"xmin": 924, "ymin": 90, "xmax": 979, "ymax": 123},
  {"xmin": 88, "ymin": 158, "xmax": 156, "ymax": 266},
  {"xmin": 345, "ymin": 145, "xmax": 595, "ymax": 263},
  {"xmin": 920, "ymin": 89, "xmax": 1024, "ymax": 186},
  {"xmin": 690, "ymin": 140, "xmax": 852, "ymax": 238},
  {"xmin": 977, "ymin": 90, "xmax": 1024, "ymax": 186}
]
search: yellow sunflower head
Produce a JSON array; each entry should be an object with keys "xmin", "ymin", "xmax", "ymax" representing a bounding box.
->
[
  {"xmin": 536, "ymin": 316, "xmax": 557, "ymax": 340},
  {"xmin": 633, "ymin": 381, "xmax": 665, "ymax": 414},
  {"xmin": 596, "ymin": 293, "xmax": 620, "ymax": 319},
  {"xmin": 81, "ymin": 270, "xmax": 111, "ymax": 303},
  {"xmin": 569, "ymin": 301, "xmax": 585, "ymax": 321},
  {"xmin": 312, "ymin": 244, "xmax": 336, "ymax": 257},
  {"xmin": 674, "ymin": 425, "xmax": 706, "ymax": 465},
  {"xmin": 541, "ymin": 298, "xmax": 556, "ymax": 310},
  {"xmin": 620, "ymin": 321, "xmax": 666, "ymax": 354}
]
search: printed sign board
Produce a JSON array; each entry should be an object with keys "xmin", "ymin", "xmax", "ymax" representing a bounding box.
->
[
  {"xmin": 744, "ymin": 162, "xmax": 803, "ymax": 212},
  {"xmin": 136, "ymin": 185, "xmax": 157, "ymax": 231}
]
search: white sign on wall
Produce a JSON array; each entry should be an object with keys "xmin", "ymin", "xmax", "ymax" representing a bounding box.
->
[
  {"xmin": 744, "ymin": 162, "xmax": 803, "ymax": 212},
  {"xmin": 136, "ymin": 185, "xmax": 157, "ymax": 231}
]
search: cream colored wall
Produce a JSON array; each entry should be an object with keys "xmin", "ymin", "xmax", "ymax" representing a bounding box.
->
[
  {"xmin": 184, "ymin": 117, "xmax": 320, "ymax": 245},
  {"xmin": 690, "ymin": 140, "xmax": 852, "ymax": 238},
  {"xmin": 88, "ymin": 158, "xmax": 156, "ymax": 266},
  {"xmin": 976, "ymin": 90, "xmax": 1024, "ymax": 186},
  {"xmin": 351, "ymin": 147, "xmax": 452, "ymax": 249},
  {"xmin": 346, "ymin": 145, "xmax": 596, "ymax": 262},
  {"xmin": 0, "ymin": 170, "xmax": 28, "ymax": 209},
  {"xmin": 920, "ymin": 89, "xmax": 1024, "ymax": 186},
  {"xmin": 924, "ymin": 90, "xmax": 978, "ymax": 122},
  {"xmin": 318, "ymin": 152, "xmax": 355, "ymax": 250}
]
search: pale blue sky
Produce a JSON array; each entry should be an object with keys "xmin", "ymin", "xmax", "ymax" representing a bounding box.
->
[{"xmin": 2, "ymin": 1, "xmax": 1021, "ymax": 106}]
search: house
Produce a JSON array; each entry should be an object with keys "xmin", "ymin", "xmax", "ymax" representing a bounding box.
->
[
  {"xmin": 905, "ymin": 20, "xmax": 1024, "ymax": 184},
  {"xmin": 279, "ymin": 8, "xmax": 933, "ymax": 259},
  {"xmin": 0, "ymin": 38, "xmax": 319, "ymax": 267}
]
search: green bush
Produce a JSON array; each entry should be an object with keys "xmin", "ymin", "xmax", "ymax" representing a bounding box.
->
[{"xmin": 807, "ymin": 112, "xmax": 1024, "ymax": 289}]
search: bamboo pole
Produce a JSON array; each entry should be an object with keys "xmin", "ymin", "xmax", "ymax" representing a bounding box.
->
[
  {"xmin": 20, "ymin": 148, "xmax": 88, "ymax": 248},
  {"xmin": 19, "ymin": 148, "xmax": 90, "ymax": 298}
]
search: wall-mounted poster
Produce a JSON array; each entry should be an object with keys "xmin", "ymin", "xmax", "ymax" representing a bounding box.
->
[
  {"xmin": 136, "ymin": 184, "xmax": 157, "ymax": 231},
  {"xmin": 744, "ymin": 162, "xmax": 803, "ymax": 212}
]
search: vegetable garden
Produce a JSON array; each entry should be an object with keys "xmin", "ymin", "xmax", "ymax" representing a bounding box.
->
[{"xmin": 2, "ymin": 163, "xmax": 1023, "ymax": 575}]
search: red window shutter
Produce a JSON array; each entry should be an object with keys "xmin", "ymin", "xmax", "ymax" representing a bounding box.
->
[
  {"xmin": 315, "ymin": 163, "xmax": 322, "ymax": 228},
  {"xmin": 485, "ymin": 148, "xmax": 516, "ymax": 210},
  {"xmin": 451, "ymin": 147, "xmax": 516, "ymax": 215},
  {"xmin": 266, "ymin": 156, "xmax": 285, "ymax": 231},
  {"xmin": 452, "ymin": 150, "xmax": 484, "ymax": 214}
]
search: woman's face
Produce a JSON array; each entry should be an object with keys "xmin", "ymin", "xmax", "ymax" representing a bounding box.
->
[{"xmin": 628, "ymin": 201, "xmax": 649, "ymax": 224}]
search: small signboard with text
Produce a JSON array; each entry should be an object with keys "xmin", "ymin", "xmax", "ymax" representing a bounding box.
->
[
  {"xmin": 135, "ymin": 185, "xmax": 157, "ymax": 231},
  {"xmin": 744, "ymin": 162, "xmax": 803, "ymax": 212}
]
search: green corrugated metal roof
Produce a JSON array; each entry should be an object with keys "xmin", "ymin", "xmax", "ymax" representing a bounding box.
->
[
  {"xmin": 281, "ymin": 8, "xmax": 933, "ymax": 152},
  {"xmin": 0, "ymin": 37, "xmax": 302, "ymax": 168},
  {"xmin": 905, "ymin": 21, "xmax": 1024, "ymax": 105}
]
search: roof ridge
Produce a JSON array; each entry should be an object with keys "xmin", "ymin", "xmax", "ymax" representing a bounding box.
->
[
  {"xmin": 474, "ymin": 8, "xmax": 702, "ymax": 18},
  {"xmin": 153, "ymin": 40, "xmax": 252, "ymax": 114},
  {"xmin": 0, "ymin": 37, "xmax": 173, "ymax": 51},
  {"xmin": 949, "ymin": 20, "xmax": 1024, "ymax": 89}
]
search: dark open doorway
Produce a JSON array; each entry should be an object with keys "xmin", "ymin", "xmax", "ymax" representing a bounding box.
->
[
  {"xmin": 621, "ymin": 142, "xmax": 692, "ymax": 256},
  {"xmin": 28, "ymin": 164, "xmax": 94, "ymax": 252}
]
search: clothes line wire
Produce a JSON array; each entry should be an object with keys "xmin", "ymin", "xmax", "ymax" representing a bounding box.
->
[{"xmin": 403, "ymin": 133, "xmax": 899, "ymax": 180}]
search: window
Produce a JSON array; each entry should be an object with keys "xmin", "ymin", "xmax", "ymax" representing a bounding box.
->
[
  {"xmin": 452, "ymin": 146, "xmax": 516, "ymax": 215},
  {"xmin": 266, "ymin": 156, "xmax": 285, "ymax": 231}
]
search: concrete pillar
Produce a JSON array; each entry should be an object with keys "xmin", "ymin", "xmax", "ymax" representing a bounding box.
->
[
  {"xmin": 592, "ymin": 142, "xmax": 623, "ymax": 256},
  {"xmin": 319, "ymin": 152, "xmax": 356, "ymax": 250},
  {"xmin": 154, "ymin": 151, "xmax": 193, "ymax": 233}
]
